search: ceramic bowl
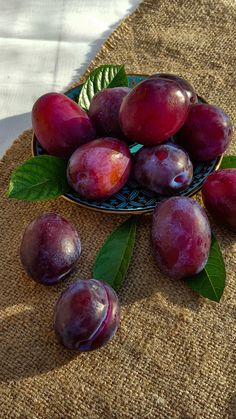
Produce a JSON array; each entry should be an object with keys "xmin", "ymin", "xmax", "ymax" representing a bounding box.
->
[{"xmin": 32, "ymin": 74, "xmax": 222, "ymax": 214}]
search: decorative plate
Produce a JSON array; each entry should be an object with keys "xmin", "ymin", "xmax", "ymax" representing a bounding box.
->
[{"xmin": 32, "ymin": 74, "xmax": 222, "ymax": 214}]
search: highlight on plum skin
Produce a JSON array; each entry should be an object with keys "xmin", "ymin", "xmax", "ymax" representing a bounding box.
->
[
  {"xmin": 149, "ymin": 73, "xmax": 198, "ymax": 104},
  {"xmin": 134, "ymin": 143, "xmax": 193, "ymax": 194},
  {"xmin": 151, "ymin": 197, "xmax": 211, "ymax": 279},
  {"xmin": 202, "ymin": 169, "xmax": 236, "ymax": 231},
  {"xmin": 32, "ymin": 92, "xmax": 96, "ymax": 158},
  {"xmin": 119, "ymin": 77, "xmax": 190, "ymax": 146},
  {"xmin": 67, "ymin": 137, "xmax": 132, "ymax": 200},
  {"xmin": 20, "ymin": 213, "xmax": 81, "ymax": 285},
  {"xmin": 88, "ymin": 87, "xmax": 131, "ymax": 140},
  {"xmin": 54, "ymin": 279, "xmax": 120, "ymax": 351},
  {"xmin": 176, "ymin": 103, "xmax": 233, "ymax": 161}
]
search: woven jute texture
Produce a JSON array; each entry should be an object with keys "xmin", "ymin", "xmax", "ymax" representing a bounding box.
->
[{"xmin": 1, "ymin": 1, "xmax": 236, "ymax": 418}]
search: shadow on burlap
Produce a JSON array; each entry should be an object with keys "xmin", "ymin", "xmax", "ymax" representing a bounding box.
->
[{"xmin": 0, "ymin": 0, "xmax": 236, "ymax": 417}]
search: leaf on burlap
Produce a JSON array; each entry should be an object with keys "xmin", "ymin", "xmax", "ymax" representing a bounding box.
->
[
  {"xmin": 185, "ymin": 234, "xmax": 226, "ymax": 302},
  {"xmin": 220, "ymin": 155, "xmax": 236, "ymax": 169},
  {"xmin": 8, "ymin": 155, "xmax": 70, "ymax": 201},
  {"xmin": 93, "ymin": 217, "xmax": 137, "ymax": 289}
]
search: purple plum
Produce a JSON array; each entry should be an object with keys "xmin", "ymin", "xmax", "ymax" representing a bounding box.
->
[
  {"xmin": 20, "ymin": 213, "xmax": 81, "ymax": 285},
  {"xmin": 176, "ymin": 103, "xmax": 233, "ymax": 161},
  {"xmin": 134, "ymin": 143, "xmax": 193, "ymax": 194},
  {"xmin": 67, "ymin": 137, "xmax": 132, "ymax": 200},
  {"xmin": 89, "ymin": 87, "xmax": 131, "ymax": 140},
  {"xmin": 119, "ymin": 78, "xmax": 190, "ymax": 145},
  {"xmin": 54, "ymin": 279, "xmax": 120, "ymax": 351},
  {"xmin": 202, "ymin": 169, "xmax": 236, "ymax": 231},
  {"xmin": 152, "ymin": 197, "xmax": 211, "ymax": 279},
  {"xmin": 32, "ymin": 92, "xmax": 96, "ymax": 158}
]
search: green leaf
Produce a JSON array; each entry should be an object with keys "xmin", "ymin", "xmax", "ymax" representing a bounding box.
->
[
  {"xmin": 93, "ymin": 217, "xmax": 137, "ymax": 289},
  {"xmin": 185, "ymin": 234, "xmax": 226, "ymax": 302},
  {"xmin": 78, "ymin": 64, "xmax": 129, "ymax": 110},
  {"xmin": 8, "ymin": 155, "xmax": 70, "ymax": 201},
  {"xmin": 220, "ymin": 155, "xmax": 236, "ymax": 169},
  {"xmin": 197, "ymin": 95, "xmax": 207, "ymax": 104}
]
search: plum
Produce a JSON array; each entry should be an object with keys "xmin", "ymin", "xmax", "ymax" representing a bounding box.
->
[
  {"xmin": 32, "ymin": 92, "xmax": 96, "ymax": 158},
  {"xmin": 20, "ymin": 213, "xmax": 81, "ymax": 285},
  {"xmin": 119, "ymin": 78, "xmax": 190, "ymax": 145},
  {"xmin": 88, "ymin": 87, "xmax": 131, "ymax": 140},
  {"xmin": 152, "ymin": 197, "xmax": 211, "ymax": 279},
  {"xmin": 176, "ymin": 103, "xmax": 233, "ymax": 161},
  {"xmin": 134, "ymin": 143, "xmax": 193, "ymax": 194},
  {"xmin": 202, "ymin": 169, "xmax": 236, "ymax": 231},
  {"xmin": 54, "ymin": 279, "xmax": 120, "ymax": 351},
  {"xmin": 67, "ymin": 137, "xmax": 132, "ymax": 200},
  {"xmin": 149, "ymin": 73, "xmax": 198, "ymax": 104}
]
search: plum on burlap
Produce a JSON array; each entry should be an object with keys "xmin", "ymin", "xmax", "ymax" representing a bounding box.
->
[{"xmin": 1, "ymin": 0, "xmax": 236, "ymax": 418}]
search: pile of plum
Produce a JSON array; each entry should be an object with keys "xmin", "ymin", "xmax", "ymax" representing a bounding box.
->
[
  {"xmin": 19, "ymin": 73, "xmax": 235, "ymax": 352},
  {"xmin": 33, "ymin": 74, "xmax": 233, "ymax": 199}
]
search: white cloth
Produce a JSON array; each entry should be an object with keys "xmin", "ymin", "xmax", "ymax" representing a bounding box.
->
[{"xmin": 0, "ymin": 0, "xmax": 140, "ymax": 157}]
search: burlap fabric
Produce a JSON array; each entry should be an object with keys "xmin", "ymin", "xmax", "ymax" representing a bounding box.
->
[{"xmin": 1, "ymin": 0, "xmax": 236, "ymax": 417}]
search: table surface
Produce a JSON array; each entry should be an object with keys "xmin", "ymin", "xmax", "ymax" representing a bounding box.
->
[{"xmin": 0, "ymin": 0, "xmax": 141, "ymax": 157}]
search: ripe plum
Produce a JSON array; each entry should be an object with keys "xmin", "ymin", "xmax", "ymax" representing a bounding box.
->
[
  {"xmin": 176, "ymin": 104, "xmax": 233, "ymax": 161},
  {"xmin": 20, "ymin": 213, "xmax": 81, "ymax": 285},
  {"xmin": 89, "ymin": 87, "xmax": 131, "ymax": 139},
  {"xmin": 32, "ymin": 92, "xmax": 96, "ymax": 158},
  {"xmin": 202, "ymin": 169, "xmax": 236, "ymax": 231},
  {"xmin": 119, "ymin": 78, "xmax": 190, "ymax": 145},
  {"xmin": 54, "ymin": 279, "xmax": 120, "ymax": 351},
  {"xmin": 151, "ymin": 197, "xmax": 211, "ymax": 279},
  {"xmin": 134, "ymin": 143, "xmax": 193, "ymax": 194},
  {"xmin": 67, "ymin": 137, "xmax": 132, "ymax": 200}
]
